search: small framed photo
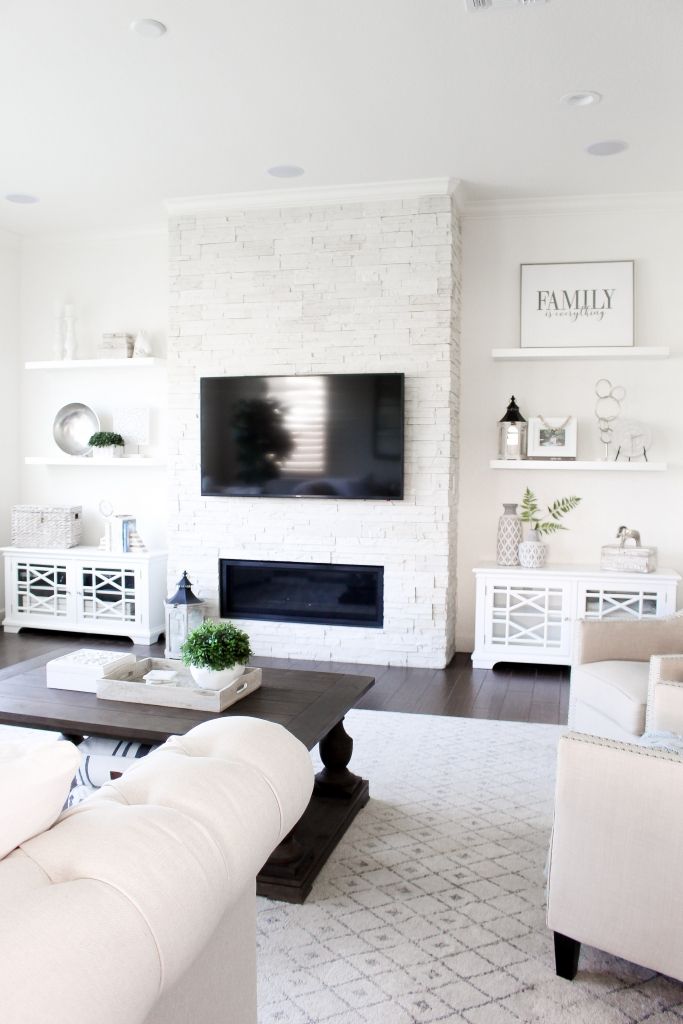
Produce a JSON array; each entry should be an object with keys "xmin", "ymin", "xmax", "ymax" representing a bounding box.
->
[{"xmin": 527, "ymin": 416, "xmax": 577, "ymax": 460}]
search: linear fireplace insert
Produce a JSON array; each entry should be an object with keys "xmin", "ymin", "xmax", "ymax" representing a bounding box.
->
[{"xmin": 219, "ymin": 559, "xmax": 384, "ymax": 628}]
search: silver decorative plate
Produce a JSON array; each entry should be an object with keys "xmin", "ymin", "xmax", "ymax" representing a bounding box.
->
[{"xmin": 53, "ymin": 402, "xmax": 100, "ymax": 456}]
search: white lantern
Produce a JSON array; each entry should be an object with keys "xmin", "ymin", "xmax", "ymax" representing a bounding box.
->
[{"xmin": 164, "ymin": 571, "xmax": 206, "ymax": 659}]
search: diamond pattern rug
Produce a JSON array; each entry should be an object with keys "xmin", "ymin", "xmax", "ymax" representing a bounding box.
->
[{"xmin": 257, "ymin": 710, "xmax": 683, "ymax": 1024}]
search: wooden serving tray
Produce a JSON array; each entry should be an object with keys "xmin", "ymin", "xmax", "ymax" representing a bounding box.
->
[{"xmin": 96, "ymin": 658, "xmax": 262, "ymax": 712}]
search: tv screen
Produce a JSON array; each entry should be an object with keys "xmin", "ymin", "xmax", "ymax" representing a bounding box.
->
[{"xmin": 200, "ymin": 373, "xmax": 404, "ymax": 499}]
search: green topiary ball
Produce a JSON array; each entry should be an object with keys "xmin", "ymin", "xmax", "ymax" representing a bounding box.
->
[{"xmin": 180, "ymin": 620, "xmax": 252, "ymax": 672}]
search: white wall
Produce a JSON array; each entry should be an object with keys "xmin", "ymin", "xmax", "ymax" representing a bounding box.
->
[
  {"xmin": 168, "ymin": 188, "xmax": 461, "ymax": 667},
  {"xmin": 456, "ymin": 197, "xmax": 683, "ymax": 651},
  {"xmin": 0, "ymin": 231, "xmax": 21, "ymax": 611},
  {"xmin": 19, "ymin": 230, "xmax": 169, "ymax": 550}
]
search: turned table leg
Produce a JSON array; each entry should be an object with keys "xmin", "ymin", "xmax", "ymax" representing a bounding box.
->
[
  {"xmin": 257, "ymin": 715, "xmax": 369, "ymax": 902},
  {"xmin": 314, "ymin": 717, "xmax": 364, "ymax": 799}
]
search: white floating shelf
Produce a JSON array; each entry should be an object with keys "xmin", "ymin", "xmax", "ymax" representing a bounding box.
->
[
  {"xmin": 490, "ymin": 460, "xmax": 667, "ymax": 472},
  {"xmin": 25, "ymin": 457, "xmax": 167, "ymax": 467},
  {"xmin": 491, "ymin": 346, "xmax": 670, "ymax": 361},
  {"xmin": 24, "ymin": 358, "xmax": 165, "ymax": 370}
]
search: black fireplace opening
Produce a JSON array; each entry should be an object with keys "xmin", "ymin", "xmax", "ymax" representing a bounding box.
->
[{"xmin": 219, "ymin": 559, "xmax": 384, "ymax": 628}]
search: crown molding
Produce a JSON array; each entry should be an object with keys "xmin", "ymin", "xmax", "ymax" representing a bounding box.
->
[
  {"xmin": 461, "ymin": 191, "xmax": 683, "ymax": 220},
  {"xmin": 166, "ymin": 178, "xmax": 460, "ymax": 216}
]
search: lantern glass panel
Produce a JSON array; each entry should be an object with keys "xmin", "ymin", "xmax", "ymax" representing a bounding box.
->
[
  {"xmin": 498, "ymin": 421, "xmax": 527, "ymax": 460},
  {"xmin": 165, "ymin": 604, "xmax": 205, "ymax": 659}
]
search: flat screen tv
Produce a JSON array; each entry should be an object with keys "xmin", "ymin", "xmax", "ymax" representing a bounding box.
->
[{"xmin": 200, "ymin": 373, "xmax": 404, "ymax": 499}]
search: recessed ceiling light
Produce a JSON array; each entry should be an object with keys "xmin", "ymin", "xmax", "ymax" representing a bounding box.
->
[
  {"xmin": 585, "ymin": 140, "xmax": 628, "ymax": 157},
  {"xmin": 130, "ymin": 18, "xmax": 167, "ymax": 38},
  {"xmin": 5, "ymin": 193, "xmax": 39, "ymax": 204},
  {"xmin": 267, "ymin": 165, "xmax": 305, "ymax": 179},
  {"xmin": 561, "ymin": 91, "xmax": 602, "ymax": 107}
]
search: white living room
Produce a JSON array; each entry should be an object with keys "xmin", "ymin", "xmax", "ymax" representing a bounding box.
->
[{"xmin": 1, "ymin": 2, "xmax": 682, "ymax": 1022}]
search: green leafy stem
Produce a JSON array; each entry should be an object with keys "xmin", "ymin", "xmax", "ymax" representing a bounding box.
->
[{"xmin": 519, "ymin": 487, "xmax": 581, "ymax": 536}]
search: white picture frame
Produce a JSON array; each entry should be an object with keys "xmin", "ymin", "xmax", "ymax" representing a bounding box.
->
[
  {"xmin": 527, "ymin": 416, "xmax": 577, "ymax": 460},
  {"xmin": 113, "ymin": 407, "xmax": 151, "ymax": 448},
  {"xmin": 520, "ymin": 260, "xmax": 634, "ymax": 349}
]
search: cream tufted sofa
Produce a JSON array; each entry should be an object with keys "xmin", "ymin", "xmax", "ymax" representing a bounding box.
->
[{"xmin": 0, "ymin": 717, "xmax": 314, "ymax": 1024}]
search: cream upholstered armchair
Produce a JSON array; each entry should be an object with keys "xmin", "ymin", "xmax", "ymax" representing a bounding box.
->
[
  {"xmin": 547, "ymin": 731, "xmax": 683, "ymax": 982},
  {"xmin": 569, "ymin": 611, "xmax": 683, "ymax": 741}
]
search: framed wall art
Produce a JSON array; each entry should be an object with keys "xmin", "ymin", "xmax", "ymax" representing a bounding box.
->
[
  {"xmin": 527, "ymin": 416, "xmax": 577, "ymax": 460},
  {"xmin": 520, "ymin": 260, "xmax": 634, "ymax": 349}
]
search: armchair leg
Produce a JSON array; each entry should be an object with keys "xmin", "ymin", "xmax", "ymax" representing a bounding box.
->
[{"xmin": 554, "ymin": 931, "xmax": 581, "ymax": 980}]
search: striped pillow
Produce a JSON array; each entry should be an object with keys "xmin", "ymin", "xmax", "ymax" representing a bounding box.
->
[{"xmin": 76, "ymin": 737, "xmax": 158, "ymax": 788}]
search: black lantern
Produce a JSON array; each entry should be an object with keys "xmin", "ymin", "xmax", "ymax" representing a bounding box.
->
[
  {"xmin": 164, "ymin": 571, "xmax": 206, "ymax": 659},
  {"xmin": 498, "ymin": 396, "xmax": 527, "ymax": 460}
]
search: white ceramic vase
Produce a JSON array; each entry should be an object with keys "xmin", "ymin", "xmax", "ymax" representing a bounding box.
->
[
  {"xmin": 190, "ymin": 663, "xmax": 245, "ymax": 691},
  {"xmin": 518, "ymin": 529, "xmax": 548, "ymax": 569},
  {"xmin": 63, "ymin": 308, "xmax": 76, "ymax": 360},
  {"xmin": 496, "ymin": 503, "xmax": 523, "ymax": 566}
]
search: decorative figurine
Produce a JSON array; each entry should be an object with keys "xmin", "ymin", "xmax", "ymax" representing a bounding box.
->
[
  {"xmin": 594, "ymin": 378, "xmax": 626, "ymax": 461},
  {"xmin": 133, "ymin": 329, "xmax": 152, "ymax": 358},
  {"xmin": 617, "ymin": 525, "xmax": 642, "ymax": 547},
  {"xmin": 63, "ymin": 305, "xmax": 77, "ymax": 360}
]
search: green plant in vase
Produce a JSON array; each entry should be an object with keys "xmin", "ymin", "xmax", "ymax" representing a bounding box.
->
[
  {"xmin": 518, "ymin": 487, "xmax": 581, "ymax": 568},
  {"xmin": 88, "ymin": 431, "xmax": 125, "ymax": 459},
  {"xmin": 181, "ymin": 619, "xmax": 252, "ymax": 691}
]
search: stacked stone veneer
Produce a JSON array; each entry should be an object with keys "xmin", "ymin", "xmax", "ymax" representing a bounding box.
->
[{"xmin": 168, "ymin": 186, "xmax": 461, "ymax": 668}]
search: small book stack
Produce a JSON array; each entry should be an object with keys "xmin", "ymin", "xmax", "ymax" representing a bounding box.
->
[{"xmin": 99, "ymin": 515, "xmax": 147, "ymax": 553}]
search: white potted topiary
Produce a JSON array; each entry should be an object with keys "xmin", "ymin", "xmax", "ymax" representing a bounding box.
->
[
  {"xmin": 88, "ymin": 431, "xmax": 125, "ymax": 459},
  {"xmin": 180, "ymin": 620, "xmax": 252, "ymax": 691}
]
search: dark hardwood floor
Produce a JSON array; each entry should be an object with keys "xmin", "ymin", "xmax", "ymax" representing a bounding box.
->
[{"xmin": 0, "ymin": 629, "xmax": 569, "ymax": 725}]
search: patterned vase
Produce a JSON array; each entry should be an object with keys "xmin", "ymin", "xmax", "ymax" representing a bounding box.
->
[
  {"xmin": 496, "ymin": 504, "xmax": 523, "ymax": 566},
  {"xmin": 518, "ymin": 529, "xmax": 547, "ymax": 569}
]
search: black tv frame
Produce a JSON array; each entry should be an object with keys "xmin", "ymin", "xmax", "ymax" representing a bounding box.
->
[{"xmin": 200, "ymin": 371, "xmax": 405, "ymax": 501}]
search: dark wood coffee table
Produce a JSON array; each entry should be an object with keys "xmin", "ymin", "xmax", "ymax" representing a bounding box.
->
[{"xmin": 0, "ymin": 651, "xmax": 374, "ymax": 903}]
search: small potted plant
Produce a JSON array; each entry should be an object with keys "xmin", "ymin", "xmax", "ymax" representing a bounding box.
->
[
  {"xmin": 88, "ymin": 431, "xmax": 125, "ymax": 459},
  {"xmin": 518, "ymin": 487, "xmax": 581, "ymax": 568},
  {"xmin": 180, "ymin": 619, "xmax": 252, "ymax": 691}
]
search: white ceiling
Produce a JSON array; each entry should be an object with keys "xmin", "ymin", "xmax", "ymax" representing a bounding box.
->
[{"xmin": 2, "ymin": 0, "xmax": 682, "ymax": 234}]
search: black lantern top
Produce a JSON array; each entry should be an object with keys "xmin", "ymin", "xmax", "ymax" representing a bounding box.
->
[
  {"xmin": 499, "ymin": 396, "xmax": 526, "ymax": 424},
  {"xmin": 166, "ymin": 571, "xmax": 203, "ymax": 606}
]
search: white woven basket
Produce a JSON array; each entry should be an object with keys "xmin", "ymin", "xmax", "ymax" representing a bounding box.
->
[{"xmin": 11, "ymin": 505, "xmax": 83, "ymax": 548}]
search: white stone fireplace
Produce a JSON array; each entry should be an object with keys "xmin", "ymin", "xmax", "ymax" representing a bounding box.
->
[{"xmin": 167, "ymin": 180, "xmax": 461, "ymax": 668}]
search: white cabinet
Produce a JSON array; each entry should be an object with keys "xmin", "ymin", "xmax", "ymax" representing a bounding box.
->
[
  {"xmin": 2, "ymin": 547, "xmax": 167, "ymax": 645},
  {"xmin": 472, "ymin": 563, "xmax": 680, "ymax": 670}
]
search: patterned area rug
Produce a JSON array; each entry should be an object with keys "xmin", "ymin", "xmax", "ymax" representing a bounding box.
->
[{"xmin": 257, "ymin": 710, "xmax": 683, "ymax": 1024}]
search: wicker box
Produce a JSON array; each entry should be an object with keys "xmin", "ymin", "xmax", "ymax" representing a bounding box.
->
[
  {"xmin": 101, "ymin": 332, "xmax": 134, "ymax": 358},
  {"xmin": 600, "ymin": 545, "xmax": 657, "ymax": 573},
  {"xmin": 11, "ymin": 504, "xmax": 82, "ymax": 548}
]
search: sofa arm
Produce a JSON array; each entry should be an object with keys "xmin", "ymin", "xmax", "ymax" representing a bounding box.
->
[
  {"xmin": 0, "ymin": 718, "xmax": 314, "ymax": 1024},
  {"xmin": 547, "ymin": 732, "xmax": 683, "ymax": 981},
  {"xmin": 573, "ymin": 611, "xmax": 683, "ymax": 666},
  {"xmin": 646, "ymin": 655, "xmax": 683, "ymax": 734}
]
